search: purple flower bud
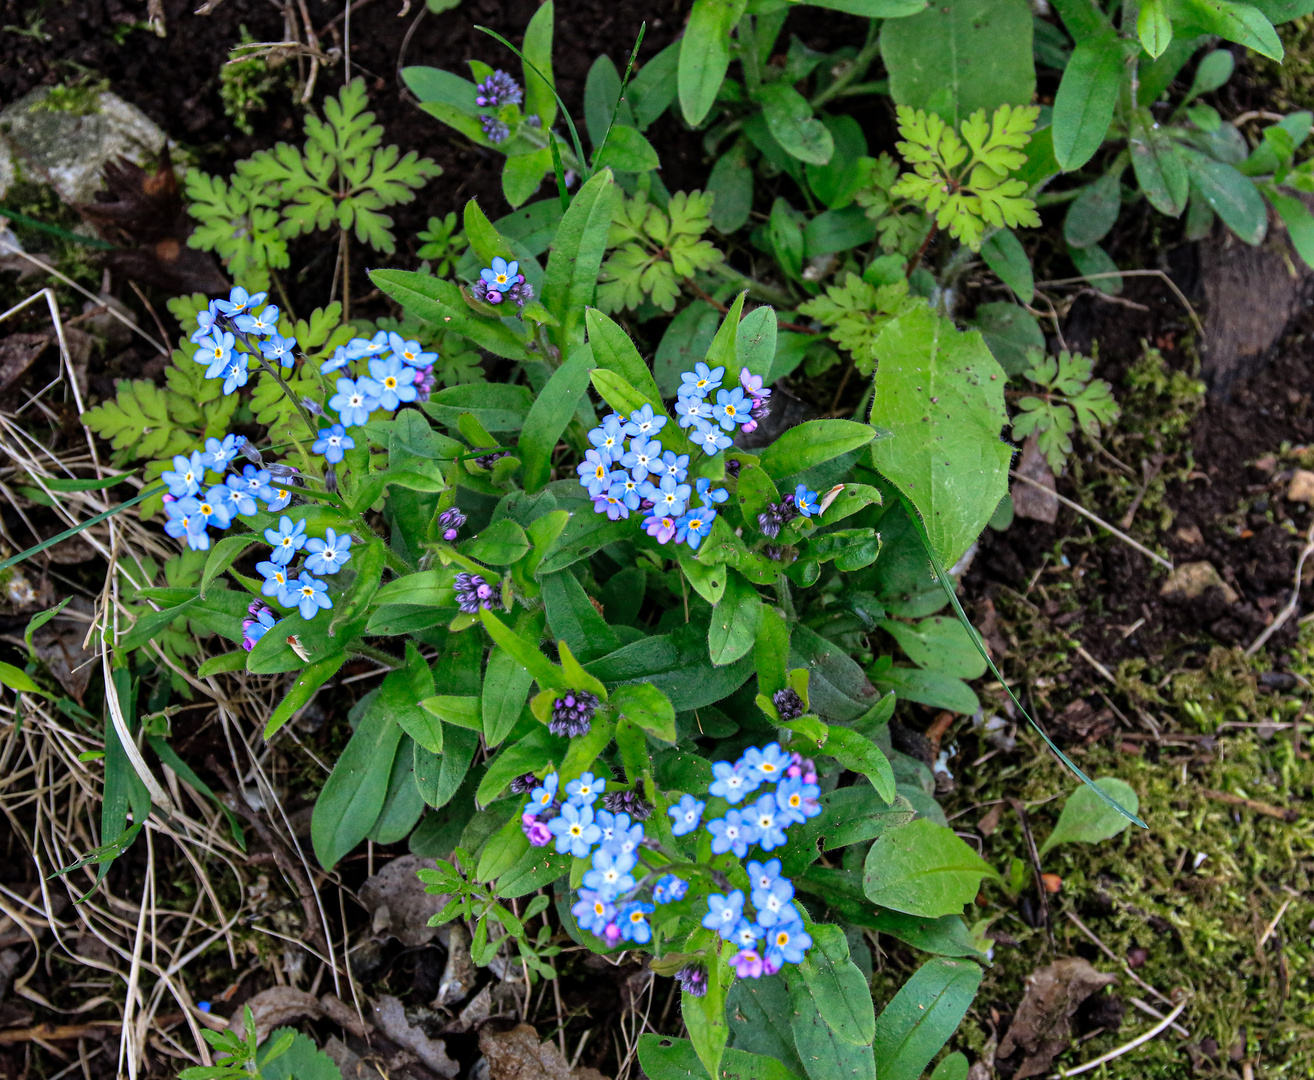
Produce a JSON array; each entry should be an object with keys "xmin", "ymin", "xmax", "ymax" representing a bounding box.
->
[
  {"xmin": 240, "ymin": 441, "xmax": 264, "ymax": 465},
  {"xmin": 602, "ymin": 781, "xmax": 653, "ymax": 821},
  {"xmin": 675, "ymin": 963, "xmax": 708, "ymax": 997},
  {"xmin": 437, "ymin": 507, "xmax": 466, "ymax": 541},
  {"xmin": 773, "ymin": 687, "xmax": 805, "ymax": 721},
  {"xmin": 480, "ymin": 115, "xmax": 510, "ymax": 144},
  {"xmin": 510, "ymin": 771, "xmax": 539, "ymax": 794},
  {"xmin": 301, "ymin": 396, "xmax": 324, "ymax": 416},
  {"xmin": 454, "ymin": 571, "xmax": 499, "ymax": 613},
  {"xmin": 603, "ymin": 922, "xmax": 621, "ymax": 946},
  {"xmin": 550, "ymin": 689, "xmax": 599, "ymax": 738},
  {"xmin": 522, "ymin": 814, "xmax": 553, "ymax": 846},
  {"xmin": 475, "ymin": 450, "xmax": 511, "ymax": 470},
  {"xmin": 724, "ymin": 458, "xmax": 742, "ymax": 479},
  {"xmin": 474, "ymin": 70, "xmax": 523, "ymax": 107}
]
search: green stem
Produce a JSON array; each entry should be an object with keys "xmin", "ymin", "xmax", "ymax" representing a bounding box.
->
[
  {"xmin": 712, "ymin": 264, "xmax": 796, "ymax": 309},
  {"xmin": 739, "ymin": 16, "xmax": 763, "ymax": 97},
  {"xmin": 349, "ymin": 643, "xmax": 403, "ymax": 669},
  {"xmin": 809, "ymin": 22, "xmax": 883, "ymax": 111}
]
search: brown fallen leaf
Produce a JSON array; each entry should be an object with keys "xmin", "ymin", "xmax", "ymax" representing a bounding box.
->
[
  {"xmin": 0, "ymin": 334, "xmax": 49, "ymax": 399},
  {"xmin": 30, "ymin": 597, "xmax": 96, "ymax": 702},
  {"xmin": 997, "ymin": 957, "xmax": 1117, "ymax": 1079},
  {"xmin": 478, "ymin": 1021, "xmax": 608, "ymax": 1080},
  {"xmin": 370, "ymin": 995, "xmax": 459, "ymax": 1078},
  {"xmin": 1012, "ymin": 435, "xmax": 1058, "ymax": 524},
  {"xmin": 359, "ymin": 855, "xmax": 450, "ymax": 948},
  {"xmin": 228, "ymin": 987, "xmax": 323, "ymax": 1045}
]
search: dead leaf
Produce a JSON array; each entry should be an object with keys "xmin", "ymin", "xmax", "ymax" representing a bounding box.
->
[
  {"xmin": 370, "ymin": 995, "xmax": 459, "ymax": 1078},
  {"xmin": 1049, "ymin": 698, "xmax": 1115, "ymax": 747},
  {"xmin": 435, "ymin": 923, "xmax": 474, "ymax": 1007},
  {"xmin": 977, "ymin": 804, "xmax": 1002, "ymax": 838},
  {"xmin": 31, "ymin": 597, "xmax": 96, "ymax": 701},
  {"xmin": 1012, "ymin": 435, "xmax": 1058, "ymax": 524},
  {"xmin": 360, "ymin": 855, "xmax": 449, "ymax": 948},
  {"xmin": 1289, "ymin": 469, "xmax": 1314, "ymax": 504},
  {"xmin": 228, "ymin": 987, "xmax": 323, "ymax": 1045},
  {"xmin": 0, "ymin": 334, "xmax": 48, "ymax": 398},
  {"xmin": 444, "ymin": 984, "xmax": 491, "ymax": 1034},
  {"xmin": 478, "ymin": 1021, "xmax": 609, "ymax": 1080},
  {"xmin": 997, "ymin": 957, "xmax": 1117, "ymax": 1079}
]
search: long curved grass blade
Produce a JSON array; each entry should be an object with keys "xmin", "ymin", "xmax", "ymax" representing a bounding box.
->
[
  {"xmin": 0, "ymin": 483, "xmax": 165, "ymax": 575},
  {"xmin": 474, "ymin": 25, "xmax": 590, "ymax": 180},
  {"xmin": 899, "ymin": 492, "xmax": 1147, "ymax": 829},
  {"xmin": 592, "ymin": 23, "xmax": 647, "ymax": 170}
]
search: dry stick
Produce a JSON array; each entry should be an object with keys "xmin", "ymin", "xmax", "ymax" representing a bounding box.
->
[
  {"xmin": 1009, "ymin": 470, "xmax": 1173, "ymax": 571},
  {"xmin": 1063, "ymin": 911, "xmax": 1185, "ymax": 1023},
  {"xmin": 1007, "ymin": 799, "xmax": 1055, "ymax": 950},
  {"xmin": 1199, "ymin": 788, "xmax": 1299, "ymax": 823},
  {"xmin": 1045, "ymin": 998, "xmax": 1189, "ymax": 1079},
  {"xmin": 1032, "ymin": 269, "xmax": 1205, "ymax": 340},
  {"xmin": 0, "ymin": 244, "xmax": 168, "ymax": 355},
  {"xmin": 1246, "ymin": 521, "xmax": 1314, "ymax": 656}
]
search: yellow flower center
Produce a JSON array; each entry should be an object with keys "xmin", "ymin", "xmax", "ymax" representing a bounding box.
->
[
  {"xmin": 200, "ymin": 503, "xmax": 212, "ymax": 515},
  {"xmin": 404, "ymin": 350, "xmax": 416, "ymax": 361},
  {"xmin": 495, "ymin": 273, "xmax": 508, "ymax": 285},
  {"xmin": 385, "ymin": 376, "xmax": 397, "ymax": 389}
]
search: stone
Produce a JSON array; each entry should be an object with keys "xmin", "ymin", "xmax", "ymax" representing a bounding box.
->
[
  {"xmin": 1288, "ymin": 469, "xmax": 1314, "ymax": 504},
  {"xmin": 0, "ymin": 87, "xmax": 166, "ymax": 205},
  {"xmin": 1012, "ymin": 434, "xmax": 1058, "ymax": 523},
  {"xmin": 1159, "ymin": 560, "xmax": 1238, "ymax": 604}
]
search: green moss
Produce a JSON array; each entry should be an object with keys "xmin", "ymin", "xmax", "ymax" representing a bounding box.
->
[
  {"xmin": 220, "ymin": 28, "xmax": 292, "ymax": 137},
  {"xmin": 30, "ymin": 78, "xmax": 111, "ymax": 117}
]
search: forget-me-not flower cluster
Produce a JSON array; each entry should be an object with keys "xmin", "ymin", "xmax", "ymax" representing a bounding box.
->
[
  {"xmin": 517, "ymin": 769, "xmax": 680, "ymax": 949},
  {"xmin": 695, "ymin": 742, "xmax": 820, "ymax": 978},
  {"xmin": 575, "ymin": 375, "xmax": 740, "ymax": 550}
]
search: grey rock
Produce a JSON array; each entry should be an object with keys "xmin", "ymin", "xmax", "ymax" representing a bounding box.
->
[{"xmin": 0, "ymin": 88, "xmax": 166, "ymax": 204}]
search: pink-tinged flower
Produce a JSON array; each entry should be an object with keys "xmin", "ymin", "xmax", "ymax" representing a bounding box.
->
[
  {"xmin": 761, "ymin": 953, "xmax": 782, "ymax": 976},
  {"xmin": 603, "ymin": 922, "xmax": 622, "ymax": 947},
  {"xmin": 733, "ymin": 949, "xmax": 764, "ymax": 979},
  {"xmin": 522, "ymin": 813, "xmax": 553, "ymax": 847},
  {"xmin": 643, "ymin": 513, "xmax": 678, "ymax": 544},
  {"xmin": 740, "ymin": 368, "xmax": 767, "ymax": 397}
]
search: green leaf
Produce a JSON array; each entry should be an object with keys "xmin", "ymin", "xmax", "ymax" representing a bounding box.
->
[
  {"xmin": 758, "ymin": 419, "xmax": 876, "ymax": 481},
  {"xmin": 586, "ymin": 618, "xmax": 755, "ymax": 710},
  {"xmin": 824, "ymin": 726, "xmax": 896, "ymax": 803},
  {"xmin": 1173, "ymin": 0, "xmax": 1283, "ymax": 60},
  {"xmin": 755, "ymin": 83, "xmax": 834, "ymax": 166},
  {"xmin": 415, "ymin": 726, "xmax": 480, "ymax": 810},
  {"xmin": 678, "ymin": 0, "xmax": 749, "ymax": 126},
  {"xmin": 426, "ymin": 382, "xmax": 534, "ymax": 432},
  {"xmin": 1138, "ymin": 0, "xmax": 1174, "ymax": 56},
  {"xmin": 979, "ymin": 230, "xmax": 1034, "ymax": 303},
  {"xmin": 199, "ymin": 533, "xmax": 259, "ymax": 599},
  {"xmin": 1271, "ymin": 192, "xmax": 1314, "ymax": 268},
  {"xmin": 883, "ymin": 616, "xmax": 988, "ymax": 678},
  {"xmin": 0, "ymin": 660, "xmax": 41, "ymax": 694},
  {"xmin": 795, "ymin": 923, "xmax": 876, "ymax": 1044},
  {"xmin": 1186, "ymin": 48, "xmax": 1235, "ymax": 100},
  {"xmin": 383, "ymin": 644, "xmax": 442, "ymax": 753},
  {"xmin": 789, "ymin": 981, "xmax": 876, "ymax": 1080},
  {"xmin": 522, "ymin": 0, "xmax": 557, "ymax": 129},
  {"xmin": 542, "ymin": 169, "xmax": 621, "ymax": 351},
  {"xmin": 265, "ymin": 654, "xmax": 346, "ymax": 739},
  {"xmin": 882, "ymin": 0, "xmax": 1036, "ymax": 127},
  {"xmin": 421, "ymin": 695, "xmax": 481, "ymax": 731},
  {"xmin": 585, "ymin": 308, "xmax": 667, "ymax": 411},
  {"xmin": 1064, "ymin": 170, "xmax": 1122, "ymax": 248},
  {"xmin": 1039, "ymin": 777, "xmax": 1140, "ymax": 855},
  {"xmin": 369, "ymin": 268, "xmax": 526, "ymax": 359},
  {"xmin": 1051, "ymin": 30, "xmax": 1125, "ymax": 171},
  {"xmin": 809, "ymin": 0, "xmax": 925, "ymax": 11},
  {"xmin": 311, "ymin": 704, "xmax": 403, "ymax": 868},
  {"xmin": 708, "ymin": 142, "xmax": 754, "ymax": 233},
  {"xmin": 863, "ymin": 817, "xmax": 996, "ymax": 917},
  {"xmin": 461, "ymin": 519, "xmax": 531, "ymax": 565},
  {"xmin": 638, "ymin": 1035, "xmax": 804, "ymax": 1080},
  {"xmin": 478, "ymin": 608, "xmax": 562, "ymax": 689},
  {"xmin": 872, "ymin": 663, "xmax": 981, "ymax": 714},
  {"xmin": 930, "ymin": 1053, "xmax": 970, "ymax": 1080},
  {"xmin": 1185, "ymin": 153, "xmax": 1268, "ymax": 245},
  {"xmin": 1130, "ymin": 109, "xmax": 1189, "ymax": 216},
  {"xmin": 503, "ymin": 149, "xmax": 553, "ymax": 209},
  {"xmin": 871, "ymin": 958, "xmax": 983, "ymax": 1080},
  {"xmin": 1068, "ymin": 240, "xmax": 1122, "ymax": 294},
  {"xmin": 519, "ymin": 344, "xmax": 595, "ymax": 491},
  {"xmin": 541, "ymin": 571, "xmax": 620, "ymax": 662},
  {"xmin": 476, "ymin": 727, "xmax": 565, "ymax": 806},
  {"xmin": 868, "ymin": 908, "xmax": 990, "ymax": 958},
  {"xmin": 869, "ymin": 305, "xmax": 1012, "ymax": 567},
  {"xmin": 708, "ymin": 570, "xmax": 762, "ymax": 667},
  {"xmin": 368, "ymin": 735, "xmax": 426, "ymax": 844},
  {"xmin": 462, "ymin": 198, "xmax": 515, "ymax": 266},
  {"xmin": 595, "ymin": 124, "xmax": 660, "ymax": 172},
  {"xmin": 609, "ymin": 683, "xmax": 677, "ymax": 742}
]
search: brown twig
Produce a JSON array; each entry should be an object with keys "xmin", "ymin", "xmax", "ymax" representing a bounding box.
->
[
  {"xmin": 905, "ymin": 222, "xmax": 937, "ymax": 278},
  {"xmin": 1246, "ymin": 521, "xmax": 1314, "ymax": 656},
  {"xmin": 207, "ymin": 757, "xmax": 335, "ymax": 956},
  {"xmin": 1008, "ymin": 798, "xmax": 1055, "ymax": 950},
  {"xmin": 1199, "ymin": 788, "xmax": 1299, "ymax": 823},
  {"xmin": 0, "ymin": 1022, "xmax": 121, "ymax": 1044}
]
